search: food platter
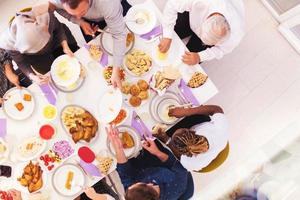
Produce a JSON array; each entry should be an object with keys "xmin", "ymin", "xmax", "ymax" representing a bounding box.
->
[
  {"xmin": 97, "ymin": 88, "xmax": 123, "ymax": 124},
  {"xmin": 121, "ymin": 79, "xmax": 152, "ymax": 107},
  {"xmin": 14, "ymin": 161, "xmax": 47, "ymax": 194},
  {"xmin": 61, "ymin": 105, "xmax": 99, "ymax": 144},
  {"xmin": 2, "ymin": 87, "xmax": 35, "ymax": 121},
  {"xmin": 124, "ymin": 49, "xmax": 152, "ymax": 77},
  {"xmin": 107, "ymin": 125, "xmax": 141, "ymax": 159},
  {"xmin": 125, "ymin": 4, "xmax": 157, "ymax": 35},
  {"xmin": 102, "ymin": 66, "xmax": 126, "ymax": 84},
  {"xmin": 15, "ymin": 136, "xmax": 47, "ymax": 162},
  {"xmin": 100, "ymin": 28, "xmax": 135, "ymax": 56},
  {"xmin": 149, "ymin": 91, "xmax": 184, "ymax": 124},
  {"xmin": 52, "ymin": 163, "xmax": 86, "ymax": 197}
]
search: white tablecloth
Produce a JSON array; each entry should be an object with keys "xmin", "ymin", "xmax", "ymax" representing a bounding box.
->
[{"xmin": 0, "ymin": 0, "xmax": 217, "ymax": 199}]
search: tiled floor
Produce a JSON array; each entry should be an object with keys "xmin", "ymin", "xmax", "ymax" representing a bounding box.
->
[{"xmin": 1, "ymin": 0, "xmax": 300, "ymax": 199}]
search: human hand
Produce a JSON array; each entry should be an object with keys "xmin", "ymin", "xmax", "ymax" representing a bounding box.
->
[
  {"xmin": 61, "ymin": 41, "xmax": 74, "ymax": 57},
  {"xmin": 142, "ymin": 139, "xmax": 161, "ymax": 156},
  {"xmin": 84, "ymin": 187, "xmax": 98, "ymax": 200},
  {"xmin": 182, "ymin": 51, "xmax": 200, "ymax": 65},
  {"xmin": 158, "ymin": 38, "xmax": 172, "ymax": 53},
  {"xmin": 168, "ymin": 107, "xmax": 188, "ymax": 118},
  {"xmin": 80, "ymin": 20, "xmax": 95, "ymax": 36},
  {"xmin": 29, "ymin": 73, "xmax": 49, "ymax": 85},
  {"xmin": 106, "ymin": 125, "xmax": 123, "ymax": 152},
  {"xmin": 8, "ymin": 189, "xmax": 22, "ymax": 200},
  {"xmin": 110, "ymin": 67, "xmax": 122, "ymax": 89}
]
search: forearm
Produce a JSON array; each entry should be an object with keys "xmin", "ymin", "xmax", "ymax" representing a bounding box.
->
[
  {"xmin": 116, "ymin": 149, "xmax": 127, "ymax": 164},
  {"xmin": 184, "ymin": 105, "xmax": 224, "ymax": 116},
  {"xmin": 155, "ymin": 151, "xmax": 169, "ymax": 162}
]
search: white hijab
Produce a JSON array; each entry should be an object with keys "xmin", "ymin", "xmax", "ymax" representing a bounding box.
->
[{"xmin": 0, "ymin": 5, "xmax": 51, "ymax": 54}]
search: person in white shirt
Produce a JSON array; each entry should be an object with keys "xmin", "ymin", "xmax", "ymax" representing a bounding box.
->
[
  {"xmin": 49, "ymin": 0, "xmax": 131, "ymax": 88},
  {"xmin": 153, "ymin": 105, "xmax": 229, "ymax": 171},
  {"xmin": 159, "ymin": 0, "xmax": 245, "ymax": 65}
]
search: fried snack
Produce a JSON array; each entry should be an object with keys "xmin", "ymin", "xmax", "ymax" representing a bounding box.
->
[
  {"xmin": 138, "ymin": 90, "xmax": 149, "ymax": 100},
  {"xmin": 103, "ymin": 66, "xmax": 125, "ymax": 84},
  {"xmin": 110, "ymin": 109, "xmax": 127, "ymax": 125},
  {"xmin": 89, "ymin": 45, "xmax": 103, "ymax": 60},
  {"xmin": 121, "ymin": 131, "xmax": 135, "ymax": 148},
  {"xmin": 65, "ymin": 171, "xmax": 74, "ymax": 190},
  {"xmin": 129, "ymin": 96, "xmax": 141, "ymax": 107},
  {"xmin": 129, "ymin": 84, "xmax": 140, "ymax": 96},
  {"xmin": 125, "ymin": 49, "xmax": 152, "ymax": 76},
  {"xmin": 15, "ymin": 103, "xmax": 24, "ymax": 111},
  {"xmin": 61, "ymin": 106, "xmax": 98, "ymax": 143},
  {"xmin": 96, "ymin": 156, "xmax": 113, "ymax": 175},
  {"xmin": 187, "ymin": 72, "xmax": 208, "ymax": 88},
  {"xmin": 154, "ymin": 71, "xmax": 173, "ymax": 91},
  {"xmin": 121, "ymin": 82, "xmax": 131, "ymax": 94},
  {"xmin": 17, "ymin": 161, "xmax": 43, "ymax": 193},
  {"xmin": 137, "ymin": 79, "xmax": 149, "ymax": 91},
  {"xmin": 23, "ymin": 94, "xmax": 32, "ymax": 101},
  {"xmin": 126, "ymin": 32, "xmax": 134, "ymax": 47}
]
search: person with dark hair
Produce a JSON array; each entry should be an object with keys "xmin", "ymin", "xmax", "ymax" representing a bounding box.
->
[
  {"xmin": 0, "ymin": 3, "xmax": 79, "ymax": 85},
  {"xmin": 152, "ymin": 105, "xmax": 229, "ymax": 171},
  {"xmin": 0, "ymin": 48, "xmax": 31, "ymax": 105},
  {"xmin": 48, "ymin": 0, "xmax": 131, "ymax": 88},
  {"xmin": 107, "ymin": 125, "xmax": 193, "ymax": 200}
]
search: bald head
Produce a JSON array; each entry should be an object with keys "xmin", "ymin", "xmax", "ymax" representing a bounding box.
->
[{"xmin": 200, "ymin": 14, "xmax": 230, "ymax": 46}]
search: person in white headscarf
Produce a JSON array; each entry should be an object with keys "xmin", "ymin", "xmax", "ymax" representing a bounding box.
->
[
  {"xmin": 159, "ymin": 0, "xmax": 245, "ymax": 65},
  {"xmin": 0, "ymin": 3, "xmax": 79, "ymax": 84}
]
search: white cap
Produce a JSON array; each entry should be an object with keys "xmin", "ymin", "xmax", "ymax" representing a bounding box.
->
[{"xmin": 199, "ymin": 14, "xmax": 230, "ymax": 46}]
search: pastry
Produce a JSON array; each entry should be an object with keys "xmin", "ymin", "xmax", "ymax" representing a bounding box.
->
[
  {"xmin": 15, "ymin": 103, "xmax": 24, "ymax": 111},
  {"xmin": 121, "ymin": 131, "xmax": 135, "ymax": 148},
  {"xmin": 121, "ymin": 82, "xmax": 131, "ymax": 94},
  {"xmin": 129, "ymin": 96, "xmax": 141, "ymax": 107},
  {"xmin": 187, "ymin": 72, "xmax": 208, "ymax": 88},
  {"xmin": 137, "ymin": 79, "xmax": 149, "ymax": 91},
  {"xmin": 125, "ymin": 49, "xmax": 152, "ymax": 76},
  {"xmin": 23, "ymin": 94, "xmax": 32, "ymax": 101},
  {"xmin": 129, "ymin": 84, "xmax": 140, "ymax": 96},
  {"xmin": 89, "ymin": 45, "xmax": 103, "ymax": 60},
  {"xmin": 65, "ymin": 171, "xmax": 74, "ymax": 190},
  {"xmin": 138, "ymin": 90, "xmax": 149, "ymax": 100},
  {"xmin": 97, "ymin": 156, "xmax": 113, "ymax": 174}
]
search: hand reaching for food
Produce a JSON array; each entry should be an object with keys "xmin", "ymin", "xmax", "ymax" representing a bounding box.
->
[
  {"xmin": 7, "ymin": 189, "xmax": 22, "ymax": 200},
  {"xmin": 182, "ymin": 51, "xmax": 200, "ymax": 65},
  {"xmin": 158, "ymin": 38, "xmax": 172, "ymax": 53},
  {"xmin": 106, "ymin": 125, "xmax": 123, "ymax": 152},
  {"xmin": 110, "ymin": 67, "xmax": 122, "ymax": 89},
  {"xmin": 168, "ymin": 107, "xmax": 188, "ymax": 118}
]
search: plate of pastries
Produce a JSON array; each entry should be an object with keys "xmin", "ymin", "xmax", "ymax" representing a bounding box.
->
[
  {"xmin": 124, "ymin": 49, "xmax": 152, "ymax": 77},
  {"xmin": 121, "ymin": 79, "xmax": 151, "ymax": 107},
  {"xmin": 61, "ymin": 105, "xmax": 99, "ymax": 144},
  {"xmin": 187, "ymin": 72, "xmax": 208, "ymax": 88}
]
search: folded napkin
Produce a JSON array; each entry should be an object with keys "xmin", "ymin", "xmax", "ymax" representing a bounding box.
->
[
  {"xmin": 39, "ymin": 83, "xmax": 57, "ymax": 105},
  {"xmin": 79, "ymin": 160, "xmax": 102, "ymax": 177},
  {"xmin": 84, "ymin": 44, "xmax": 108, "ymax": 67},
  {"xmin": 131, "ymin": 111, "xmax": 153, "ymax": 138},
  {"xmin": 179, "ymin": 79, "xmax": 200, "ymax": 106},
  {"xmin": 0, "ymin": 118, "xmax": 7, "ymax": 138},
  {"xmin": 140, "ymin": 25, "xmax": 162, "ymax": 40}
]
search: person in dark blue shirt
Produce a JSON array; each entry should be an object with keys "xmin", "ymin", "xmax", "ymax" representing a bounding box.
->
[{"xmin": 106, "ymin": 125, "xmax": 194, "ymax": 200}]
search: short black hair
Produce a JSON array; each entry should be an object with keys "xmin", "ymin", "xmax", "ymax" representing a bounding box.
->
[
  {"xmin": 125, "ymin": 183, "xmax": 159, "ymax": 200},
  {"xmin": 61, "ymin": 0, "xmax": 87, "ymax": 9}
]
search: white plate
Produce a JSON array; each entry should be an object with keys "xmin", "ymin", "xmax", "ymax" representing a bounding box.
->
[
  {"xmin": 3, "ymin": 87, "xmax": 35, "ymax": 121},
  {"xmin": 123, "ymin": 52, "xmax": 153, "ymax": 77},
  {"xmin": 16, "ymin": 136, "xmax": 47, "ymax": 162},
  {"xmin": 100, "ymin": 29, "xmax": 135, "ymax": 56},
  {"xmin": 125, "ymin": 4, "xmax": 157, "ymax": 35},
  {"xmin": 0, "ymin": 138, "xmax": 9, "ymax": 164},
  {"xmin": 151, "ymin": 40, "xmax": 184, "ymax": 67},
  {"xmin": 107, "ymin": 125, "xmax": 141, "ymax": 159},
  {"xmin": 14, "ymin": 161, "xmax": 47, "ymax": 194},
  {"xmin": 51, "ymin": 55, "xmax": 81, "ymax": 87},
  {"xmin": 157, "ymin": 98, "xmax": 180, "ymax": 125},
  {"xmin": 52, "ymin": 163, "xmax": 86, "ymax": 197},
  {"xmin": 98, "ymin": 88, "xmax": 123, "ymax": 124}
]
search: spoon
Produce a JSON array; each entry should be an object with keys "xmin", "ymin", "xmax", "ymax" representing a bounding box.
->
[{"xmin": 126, "ymin": 18, "xmax": 145, "ymax": 25}]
